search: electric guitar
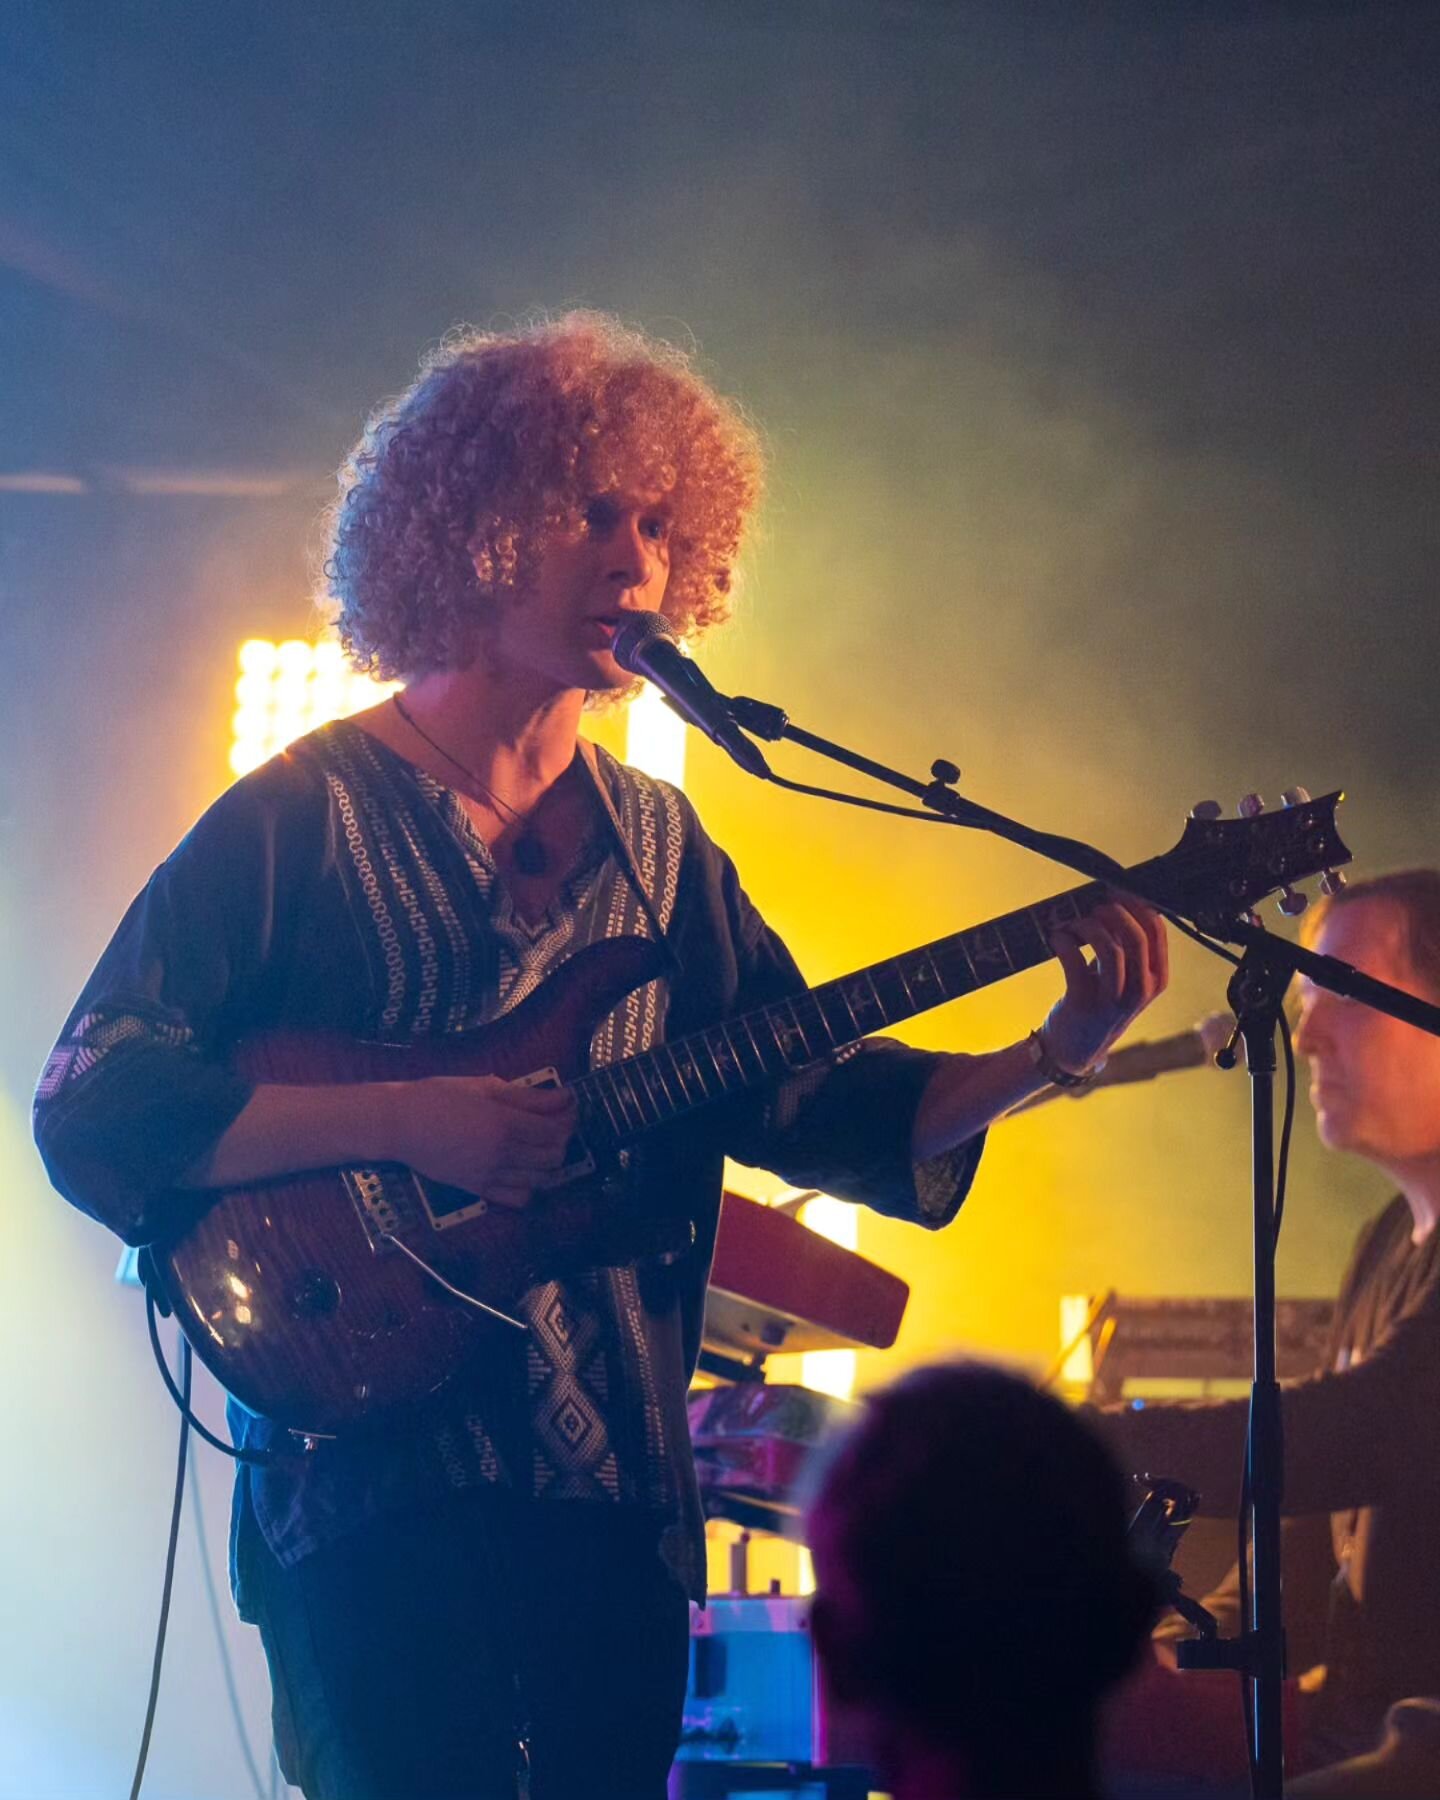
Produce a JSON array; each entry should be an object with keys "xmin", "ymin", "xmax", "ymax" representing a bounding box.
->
[{"xmin": 154, "ymin": 792, "xmax": 1348, "ymax": 1433}]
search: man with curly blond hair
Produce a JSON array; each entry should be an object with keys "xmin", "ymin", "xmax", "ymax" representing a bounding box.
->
[{"xmin": 35, "ymin": 312, "xmax": 1166, "ymax": 1799}]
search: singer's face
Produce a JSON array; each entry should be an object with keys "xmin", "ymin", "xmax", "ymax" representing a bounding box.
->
[
  {"xmin": 484, "ymin": 489, "xmax": 671, "ymax": 693},
  {"xmin": 1294, "ymin": 898, "xmax": 1440, "ymax": 1165}
]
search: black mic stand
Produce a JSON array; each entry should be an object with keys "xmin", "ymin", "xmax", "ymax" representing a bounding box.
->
[
  {"xmin": 1166, "ymin": 932, "xmax": 1292, "ymax": 1800},
  {"xmin": 712, "ymin": 688, "xmax": 1440, "ymax": 1800}
]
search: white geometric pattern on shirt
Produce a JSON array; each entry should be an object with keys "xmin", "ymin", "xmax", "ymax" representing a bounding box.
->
[
  {"xmin": 36, "ymin": 1007, "xmax": 194, "ymax": 1101},
  {"xmin": 525, "ymin": 1279, "xmax": 618, "ymax": 1499}
]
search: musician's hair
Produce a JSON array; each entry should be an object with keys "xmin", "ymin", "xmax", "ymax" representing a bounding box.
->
[
  {"xmin": 321, "ymin": 312, "xmax": 763, "ymax": 681},
  {"xmin": 1304, "ymin": 870, "xmax": 1440, "ymax": 996},
  {"xmin": 807, "ymin": 1362, "xmax": 1155, "ymax": 1765}
]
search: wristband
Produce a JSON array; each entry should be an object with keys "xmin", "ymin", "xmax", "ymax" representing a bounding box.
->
[{"xmin": 1027, "ymin": 1027, "xmax": 1105, "ymax": 1091}]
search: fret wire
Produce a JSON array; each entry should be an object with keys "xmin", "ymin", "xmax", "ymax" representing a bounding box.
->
[
  {"xmin": 660, "ymin": 1041, "xmax": 697, "ymax": 1106},
  {"xmin": 645, "ymin": 1050, "xmax": 680, "ymax": 1116},
  {"xmin": 716, "ymin": 1020, "xmax": 753, "ymax": 1083},
  {"xmin": 1024, "ymin": 904, "xmax": 1063, "ymax": 956},
  {"xmin": 784, "ymin": 997, "xmax": 817, "ymax": 1062},
  {"xmin": 923, "ymin": 945, "xmax": 952, "ymax": 997},
  {"xmin": 676, "ymin": 1040, "xmax": 712, "ymax": 1104},
  {"xmin": 639, "ymin": 1054, "xmax": 674, "ymax": 1120},
  {"xmin": 893, "ymin": 957, "xmax": 918, "ymax": 1011},
  {"xmin": 999, "ymin": 909, "xmax": 1045, "ymax": 968},
  {"xmin": 588, "ymin": 1069, "xmax": 627, "ymax": 1139},
  {"xmin": 830, "ymin": 977, "xmax": 863, "ymax": 1039},
  {"xmin": 863, "ymin": 967, "xmax": 889, "ymax": 1025},
  {"xmin": 796, "ymin": 992, "xmax": 837, "ymax": 1057},
  {"xmin": 605, "ymin": 1063, "xmax": 646, "ymax": 1135},
  {"xmin": 699, "ymin": 1029, "xmax": 731, "ymax": 1092},
  {"xmin": 737, "ymin": 1012, "xmax": 772, "ymax": 1080},
  {"xmin": 594, "ymin": 1064, "xmax": 633, "ymax": 1134},
  {"xmin": 704, "ymin": 1027, "xmax": 737, "ymax": 1088},
  {"xmin": 572, "ymin": 1079, "xmax": 611, "ymax": 1147},
  {"xmin": 764, "ymin": 1008, "xmax": 797, "ymax": 1069},
  {"xmin": 812, "ymin": 984, "xmax": 855, "ymax": 1052},
  {"xmin": 874, "ymin": 959, "xmax": 912, "ymax": 1022},
  {"xmin": 616, "ymin": 1061, "xmax": 654, "ymax": 1128},
  {"xmin": 625, "ymin": 1057, "xmax": 662, "ymax": 1123}
]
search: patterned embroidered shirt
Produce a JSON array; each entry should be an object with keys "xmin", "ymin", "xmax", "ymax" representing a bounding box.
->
[{"xmin": 34, "ymin": 719, "xmax": 984, "ymax": 1607}]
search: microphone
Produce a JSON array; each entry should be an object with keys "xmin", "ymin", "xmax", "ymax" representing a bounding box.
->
[
  {"xmin": 611, "ymin": 612, "xmax": 771, "ymax": 778},
  {"xmin": 1007, "ymin": 1013, "xmax": 1234, "ymax": 1116}
]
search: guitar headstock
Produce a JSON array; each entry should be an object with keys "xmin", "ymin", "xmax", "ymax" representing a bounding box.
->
[{"xmin": 1142, "ymin": 789, "xmax": 1351, "ymax": 935}]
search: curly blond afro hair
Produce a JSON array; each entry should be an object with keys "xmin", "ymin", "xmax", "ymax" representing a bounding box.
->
[{"xmin": 322, "ymin": 312, "xmax": 764, "ymax": 680}]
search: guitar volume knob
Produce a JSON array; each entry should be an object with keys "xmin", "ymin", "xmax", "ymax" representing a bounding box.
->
[
  {"xmin": 1276, "ymin": 887, "xmax": 1309, "ymax": 917},
  {"xmin": 1238, "ymin": 793, "xmax": 1266, "ymax": 819},
  {"xmin": 1189, "ymin": 800, "xmax": 1223, "ymax": 821},
  {"xmin": 291, "ymin": 1271, "xmax": 341, "ymax": 1318},
  {"xmin": 1281, "ymin": 786, "xmax": 1312, "ymax": 808},
  {"xmin": 1320, "ymin": 869, "xmax": 1348, "ymax": 897}
]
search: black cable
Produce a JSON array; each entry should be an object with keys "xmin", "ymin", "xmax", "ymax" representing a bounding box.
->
[
  {"xmin": 760, "ymin": 766, "xmax": 1242, "ymax": 968},
  {"xmin": 1274, "ymin": 1009, "xmax": 1297, "ymax": 1245},
  {"xmin": 1230, "ymin": 1008, "xmax": 1294, "ymax": 1795},
  {"xmin": 145, "ymin": 1290, "xmax": 284, "ymax": 1467},
  {"xmin": 1237, "ymin": 1421, "xmax": 1257, "ymax": 1792},
  {"xmin": 186, "ymin": 1436, "xmax": 274, "ymax": 1800},
  {"xmin": 129, "ymin": 1332, "xmax": 192, "ymax": 1800}
]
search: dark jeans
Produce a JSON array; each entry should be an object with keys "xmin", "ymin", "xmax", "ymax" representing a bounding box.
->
[{"xmin": 245, "ymin": 1488, "xmax": 691, "ymax": 1800}]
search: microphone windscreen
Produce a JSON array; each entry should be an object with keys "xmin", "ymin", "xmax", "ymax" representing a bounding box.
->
[{"xmin": 611, "ymin": 610, "xmax": 674, "ymax": 674}]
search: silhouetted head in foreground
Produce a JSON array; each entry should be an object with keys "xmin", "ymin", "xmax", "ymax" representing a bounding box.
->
[{"xmin": 807, "ymin": 1361, "xmax": 1158, "ymax": 1800}]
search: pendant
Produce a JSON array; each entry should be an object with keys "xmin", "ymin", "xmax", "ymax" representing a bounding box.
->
[{"xmin": 512, "ymin": 831, "xmax": 548, "ymax": 877}]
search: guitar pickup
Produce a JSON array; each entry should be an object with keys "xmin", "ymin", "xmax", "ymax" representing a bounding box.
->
[
  {"xmin": 514, "ymin": 1066, "xmax": 596, "ymax": 1189},
  {"xmin": 418, "ymin": 1067, "xmax": 596, "ymax": 1232}
]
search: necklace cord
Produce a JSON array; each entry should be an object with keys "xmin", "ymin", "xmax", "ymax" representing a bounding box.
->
[{"xmin": 391, "ymin": 692, "xmax": 551, "ymax": 875}]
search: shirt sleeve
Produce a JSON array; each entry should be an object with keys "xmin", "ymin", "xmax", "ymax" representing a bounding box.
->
[
  {"xmin": 1088, "ymin": 1268, "xmax": 1440, "ymax": 1517},
  {"xmin": 673, "ymin": 798, "xmax": 985, "ymax": 1228},
  {"xmin": 32, "ymin": 755, "xmax": 323, "ymax": 1245}
]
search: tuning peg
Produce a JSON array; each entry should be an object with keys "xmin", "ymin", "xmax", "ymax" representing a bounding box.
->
[
  {"xmin": 1281, "ymin": 786, "xmax": 1312, "ymax": 808},
  {"xmin": 1277, "ymin": 887, "xmax": 1309, "ymax": 917},
  {"xmin": 1320, "ymin": 869, "xmax": 1348, "ymax": 898},
  {"xmin": 1238, "ymin": 793, "xmax": 1266, "ymax": 819},
  {"xmin": 1189, "ymin": 800, "xmax": 1223, "ymax": 821}
]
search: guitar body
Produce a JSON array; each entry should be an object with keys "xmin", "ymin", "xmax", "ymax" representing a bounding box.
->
[{"xmin": 155, "ymin": 936, "xmax": 677, "ymax": 1435}]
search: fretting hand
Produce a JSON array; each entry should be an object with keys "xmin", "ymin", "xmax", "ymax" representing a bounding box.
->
[{"xmin": 1040, "ymin": 898, "xmax": 1170, "ymax": 1076}]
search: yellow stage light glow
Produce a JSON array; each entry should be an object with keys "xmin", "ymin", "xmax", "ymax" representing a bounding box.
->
[
  {"xmin": 229, "ymin": 639, "xmax": 400, "ymax": 774},
  {"xmin": 1058, "ymin": 1293, "xmax": 1097, "ymax": 1389},
  {"xmin": 624, "ymin": 681, "xmax": 688, "ymax": 786},
  {"xmin": 797, "ymin": 1193, "xmax": 859, "ymax": 1404}
]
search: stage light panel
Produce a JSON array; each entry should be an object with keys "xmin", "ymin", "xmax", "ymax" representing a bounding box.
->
[
  {"xmin": 229, "ymin": 639, "xmax": 399, "ymax": 774},
  {"xmin": 231, "ymin": 641, "xmax": 687, "ymax": 787}
]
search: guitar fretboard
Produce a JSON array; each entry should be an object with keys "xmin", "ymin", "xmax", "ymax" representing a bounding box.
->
[{"xmin": 570, "ymin": 879, "xmax": 1105, "ymax": 1151}]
